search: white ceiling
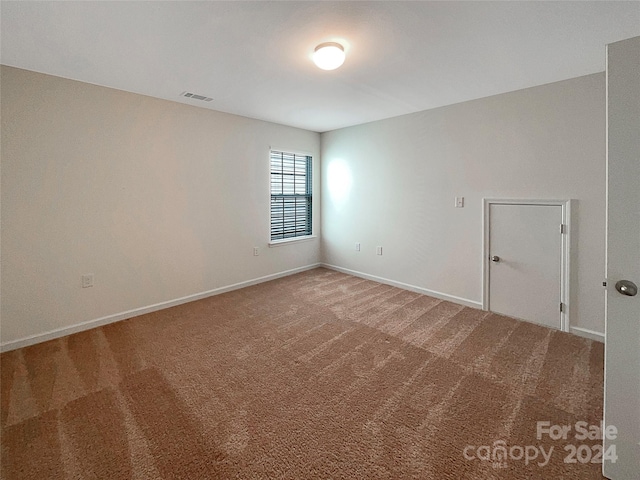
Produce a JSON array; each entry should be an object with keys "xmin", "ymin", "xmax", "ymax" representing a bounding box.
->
[{"xmin": 2, "ymin": 1, "xmax": 639, "ymax": 132}]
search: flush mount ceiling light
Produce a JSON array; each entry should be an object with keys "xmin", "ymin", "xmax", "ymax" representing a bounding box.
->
[{"xmin": 313, "ymin": 42, "xmax": 345, "ymax": 71}]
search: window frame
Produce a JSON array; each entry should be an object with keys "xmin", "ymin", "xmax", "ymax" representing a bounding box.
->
[{"xmin": 268, "ymin": 148, "xmax": 315, "ymax": 246}]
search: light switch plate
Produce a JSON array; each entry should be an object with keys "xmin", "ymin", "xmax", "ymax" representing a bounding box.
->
[{"xmin": 82, "ymin": 274, "xmax": 94, "ymax": 288}]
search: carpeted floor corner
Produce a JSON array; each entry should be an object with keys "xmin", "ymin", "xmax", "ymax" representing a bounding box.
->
[{"xmin": 1, "ymin": 267, "xmax": 605, "ymax": 479}]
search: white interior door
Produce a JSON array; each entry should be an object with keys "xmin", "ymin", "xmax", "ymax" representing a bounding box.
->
[
  {"xmin": 488, "ymin": 203, "xmax": 563, "ymax": 329},
  {"xmin": 603, "ymin": 36, "xmax": 640, "ymax": 480}
]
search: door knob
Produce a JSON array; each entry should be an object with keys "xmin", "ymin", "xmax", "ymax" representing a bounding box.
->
[
  {"xmin": 491, "ymin": 256, "xmax": 500, "ymax": 263},
  {"xmin": 615, "ymin": 280, "xmax": 638, "ymax": 297}
]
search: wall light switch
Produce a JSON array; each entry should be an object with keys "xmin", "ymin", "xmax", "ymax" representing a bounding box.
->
[
  {"xmin": 455, "ymin": 196, "xmax": 464, "ymax": 208},
  {"xmin": 376, "ymin": 246, "xmax": 383, "ymax": 255},
  {"xmin": 82, "ymin": 274, "xmax": 94, "ymax": 288},
  {"xmin": 253, "ymin": 247, "xmax": 259, "ymax": 256},
  {"xmin": 355, "ymin": 243, "xmax": 361, "ymax": 251}
]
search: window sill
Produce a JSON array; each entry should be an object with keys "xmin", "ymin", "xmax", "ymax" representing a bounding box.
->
[{"xmin": 268, "ymin": 235, "xmax": 317, "ymax": 247}]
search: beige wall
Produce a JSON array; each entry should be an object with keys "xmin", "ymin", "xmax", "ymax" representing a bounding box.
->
[
  {"xmin": 321, "ymin": 74, "xmax": 606, "ymax": 336},
  {"xmin": 1, "ymin": 66, "xmax": 321, "ymax": 347}
]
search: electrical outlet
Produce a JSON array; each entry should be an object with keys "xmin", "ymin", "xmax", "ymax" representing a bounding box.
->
[
  {"xmin": 82, "ymin": 274, "xmax": 94, "ymax": 288},
  {"xmin": 455, "ymin": 196, "xmax": 464, "ymax": 208},
  {"xmin": 355, "ymin": 243, "xmax": 361, "ymax": 251},
  {"xmin": 376, "ymin": 246, "xmax": 383, "ymax": 255},
  {"xmin": 253, "ymin": 247, "xmax": 259, "ymax": 256}
]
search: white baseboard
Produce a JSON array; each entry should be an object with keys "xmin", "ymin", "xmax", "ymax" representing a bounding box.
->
[
  {"xmin": 570, "ymin": 326, "xmax": 605, "ymax": 343},
  {"xmin": 321, "ymin": 266, "xmax": 607, "ymax": 343},
  {"xmin": 0, "ymin": 263, "xmax": 321, "ymax": 353},
  {"xmin": 321, "ymin": 263, "xmax": 483, "ymax": 309},
  {"xmin": 2, "ymin": 262, "xmax": 603, "ymax": 352}
]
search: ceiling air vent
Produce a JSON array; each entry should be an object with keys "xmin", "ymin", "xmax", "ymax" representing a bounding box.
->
[{"xmin": 180, "ymin": 91, "xmax": 213, "ymax": 102}]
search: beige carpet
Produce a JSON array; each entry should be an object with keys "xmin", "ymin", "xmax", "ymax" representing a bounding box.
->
[{"xmin": 1, "ymin": 267, "xmax": 605, "ymax": 479}]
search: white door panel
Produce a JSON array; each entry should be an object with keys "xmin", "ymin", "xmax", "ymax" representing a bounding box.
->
[
  {"xmin": 488, "ymin": 203, "xmax": 562, "ymax": 329},
  {"xmin": 603, "ymin": 36, "xmax": 640, "ymax": 480}
]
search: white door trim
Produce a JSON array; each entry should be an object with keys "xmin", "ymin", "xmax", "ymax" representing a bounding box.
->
[{"xmin": 482, "ymin": 198, "xmax": 572, "ymax": 332}]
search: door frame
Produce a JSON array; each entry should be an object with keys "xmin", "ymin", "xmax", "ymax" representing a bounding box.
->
[{"xmin": 482, "ymin": 198, "xmax": 573, "ymax": 332}]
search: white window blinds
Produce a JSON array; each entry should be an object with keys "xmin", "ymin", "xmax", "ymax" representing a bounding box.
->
[{"xmin": 270, "ymin": 150, "xmax": 312, "ymax": 240}]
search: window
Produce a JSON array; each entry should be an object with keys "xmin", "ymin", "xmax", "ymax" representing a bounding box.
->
[{"xmin": 270, "ymin": 150, "xmax": 312, "ymax": 241}]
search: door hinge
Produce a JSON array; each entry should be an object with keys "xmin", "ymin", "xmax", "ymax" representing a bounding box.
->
[
  {"xmin": 560, "ymin": 302, "xmax": 565, "ymax": 313},
  {"xmin": 560, "ymin": 224, "xmax": 566, "ymax": 234}
]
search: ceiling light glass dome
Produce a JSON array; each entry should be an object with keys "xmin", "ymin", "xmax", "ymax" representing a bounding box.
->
[{"xmin": 313, "ymin": 42, "xmax": 345, "ymax": 71}]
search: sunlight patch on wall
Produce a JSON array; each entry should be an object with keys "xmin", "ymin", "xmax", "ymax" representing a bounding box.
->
[{"xmin": 327, "ymin": 159, "xmax": 353, "ymax": 211}]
